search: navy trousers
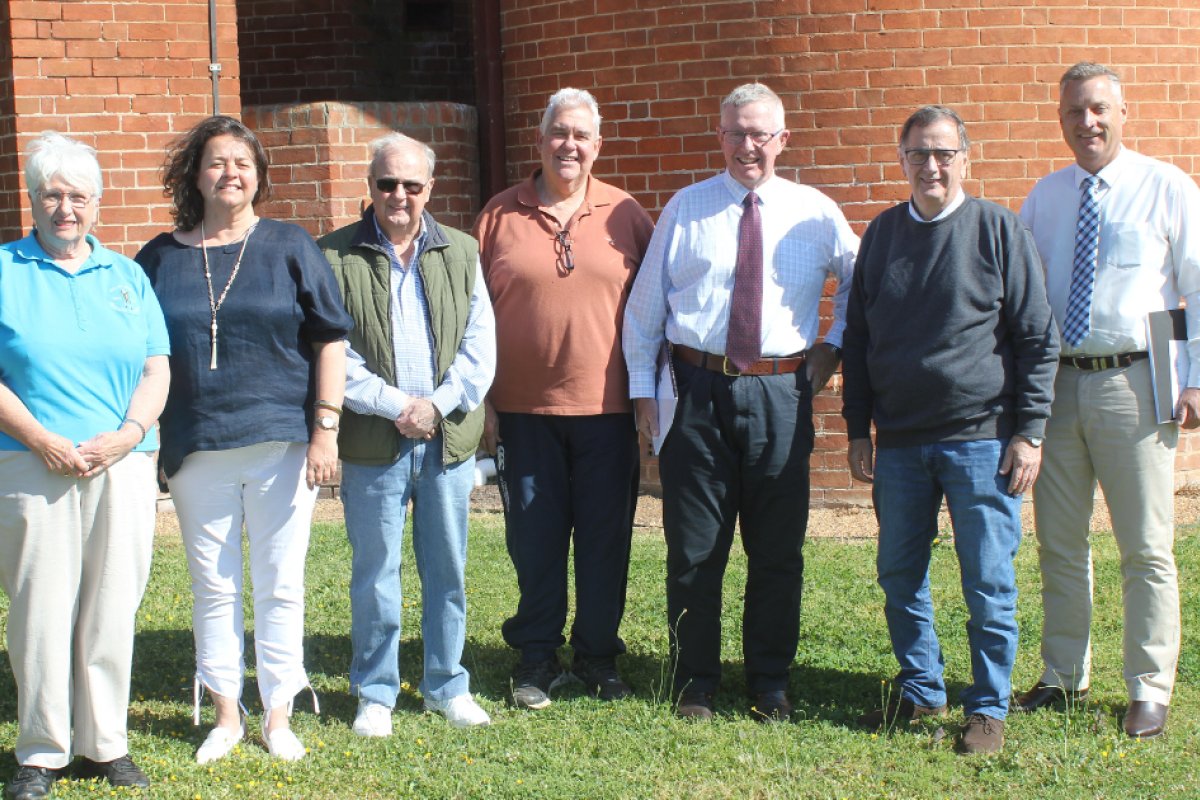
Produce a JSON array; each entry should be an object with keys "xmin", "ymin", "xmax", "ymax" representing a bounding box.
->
[
  {"xmin": 659, "ymin": 359, "xmax": 814, "ymax": 695},
  {"xmin": 497, "ymin": 412, "xmax": 640, "ymax": 664}
]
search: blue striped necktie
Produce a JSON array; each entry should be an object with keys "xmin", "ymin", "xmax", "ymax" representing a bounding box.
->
[{"xmin": 1062, "ymin": 175, "xmax": 1101, "ymax": 347}]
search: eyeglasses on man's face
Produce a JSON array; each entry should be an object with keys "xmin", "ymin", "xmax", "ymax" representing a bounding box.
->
[
  {"xmin": 904, "ymin": 149, "xmax": 963, "ymax": 167},
  {"xmin": 720, "ymin": 128, "xmax": 785, "ymax": 146},
  {"xmin": 374, "ymin": 178, "xmax": 428, "ymax": 196},
  {"xmin": 37, "ymin": 190, "xmax": 93, "ymax": 209}
]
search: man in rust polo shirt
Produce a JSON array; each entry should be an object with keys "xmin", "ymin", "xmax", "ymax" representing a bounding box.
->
[{"xmin": 473, "ymin": 88, "xmax": 654, "ymax": 709}]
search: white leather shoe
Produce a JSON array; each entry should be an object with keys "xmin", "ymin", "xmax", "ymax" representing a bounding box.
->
[
  {"xmin": 352, "ymin": 701, "xmax": 393, "ymax": 738},
  {"xmin": 196, "ymin": 719, "xmax": 246, "ymax": 764},
  {"xmin": 262, "ymin": 725, "xmax": 306, "ymax": 762},
  {"xmin": 423, "ymin": 694, "xmax": 491, "ymax": 728}
]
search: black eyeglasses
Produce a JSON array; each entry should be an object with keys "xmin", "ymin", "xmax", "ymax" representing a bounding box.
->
[
  {"xmin": 903, "ymin": 148, "xmax": 963, "ymax": 166},
  {"xmin": 720, "ymin": 128, "xmax": 784, "ymax": 145},
  {"xmin": 554, "ymin": 230, "xmax": 574, "ymax": 273},
  {"xmin": 375, "ymin": 178, "xmax": 428, "ymax": 195}
]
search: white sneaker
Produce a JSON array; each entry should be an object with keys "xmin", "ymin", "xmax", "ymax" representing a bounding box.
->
[
  {"xmin": 262, "ymin": 726, "xmax": 307, "ymax": 762},
  {"xmin": 196, "ymin": 719, "xmax": 246, "ymax": 764},
  {"xmin": 352, "ymin": 701, "xmax": 394, "ymax": 738},
  {"xmin": 423, "ymin": 693, "xmax": 492, "ymax": 728}
]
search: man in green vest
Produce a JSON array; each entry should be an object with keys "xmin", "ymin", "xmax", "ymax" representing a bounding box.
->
[{"xmin": 318, "ymin": 132, "xmax": 496, "ymax": 734}]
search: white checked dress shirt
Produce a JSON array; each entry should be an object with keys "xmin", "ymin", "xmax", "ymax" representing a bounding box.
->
[
  {"xmin": 344, "ymin": 216, "xmax": 496, "ymax": 419},
  {"xmin": 1020, "ymin": 146, "xmax": 1200, "ymax": 387},
  {"xmin": 622, "ymin": 171, "xmax": 859, "ymax": 398}
]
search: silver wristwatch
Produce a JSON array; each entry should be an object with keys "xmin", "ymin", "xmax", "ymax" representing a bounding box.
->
[{"xmin": 315, "ymin": 416, "xmax": 339, "ymax": 432}]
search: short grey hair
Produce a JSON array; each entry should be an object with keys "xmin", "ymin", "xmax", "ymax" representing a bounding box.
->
[
  {"xmin": 899, "ymin": 106, "xmax": 971, "ymax": 152},
  {"xmin": 1059, "ymin": 61, "xmax": 1123, "ymax": 100},
  {"xmin": 721, "ymin": 83, "xmax": 785, "ymax": 128},
  {"xmin": 24, "ymin": 130, "xmax": 103, "ymax": 200},
  {"xmin": 369, "ymin": 132, "xmax": 436, "ymax": 181},
  {"xmin": 539, "ymin": 88, "xmax": 602, "ymax": 136}
]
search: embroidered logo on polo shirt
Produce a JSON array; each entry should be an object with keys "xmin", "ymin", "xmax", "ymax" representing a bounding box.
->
[{"xmin": 108, "ymin": 285, "xmax": 140, "ymax": 314}]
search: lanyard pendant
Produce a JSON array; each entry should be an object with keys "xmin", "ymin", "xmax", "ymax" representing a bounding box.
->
[{"xmin": 210, "ymin": 320, "xmax": 219, "ymax": 370}]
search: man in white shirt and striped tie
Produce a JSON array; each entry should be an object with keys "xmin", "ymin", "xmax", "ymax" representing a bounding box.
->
[{"xmin": 1016, "ymin": 61, "xmax": 1200, "ymax": 739}]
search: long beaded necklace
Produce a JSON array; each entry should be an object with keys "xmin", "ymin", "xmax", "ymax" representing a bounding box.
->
[{"xmin": 201, "ymin": 218, "xmax": 258, "ymax": 370}]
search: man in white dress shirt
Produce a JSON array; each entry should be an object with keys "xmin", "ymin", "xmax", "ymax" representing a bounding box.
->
[
  {"xmin": 1015, "ymin": 62, "xmax": 1200, "ymax": 739},
  {"xmin": 622, "ymin": 82, "xmax": 858, "ymax": 722}
]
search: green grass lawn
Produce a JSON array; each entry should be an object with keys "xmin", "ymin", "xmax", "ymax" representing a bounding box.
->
[{"xmin": 1, "ymin": 509, "xmax": 1198, "ymax": 799}]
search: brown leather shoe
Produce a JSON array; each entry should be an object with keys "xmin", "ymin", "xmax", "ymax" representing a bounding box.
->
[
  {"xmin": 957, "ymin": 713, "xmax": 1004, "ymax": 754},
  {"xmin": 1124, "ymin": 701, "xmax": 1168, "ymax": 739},
  {"xmin": 750, "ymin": 690, "xmax": 791, "ymax": 723},
  {"xmin": 857, "ymin": 698, "xmax": 948, "ymax": 729},
  {"xmin": 1011, "ymin": 681, "xmax": 1088, "ymax": 713},
  {"xmin": 676, "ymin": 691, "xmax": 714, "ymax": 720}
]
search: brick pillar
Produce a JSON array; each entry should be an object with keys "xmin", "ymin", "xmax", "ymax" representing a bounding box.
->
[
  {"xmin": 0, "ymin": 0, "xmax": 241, "ymax": 256},
  {"xmin": 243, "ymin": 101, "xmax": 480, "ymax": 238}
]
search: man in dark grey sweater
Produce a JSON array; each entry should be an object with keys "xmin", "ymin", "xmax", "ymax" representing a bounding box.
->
[{"xmin": 841, "ymin": 106, "xmax": 1059, "ymax": 754}]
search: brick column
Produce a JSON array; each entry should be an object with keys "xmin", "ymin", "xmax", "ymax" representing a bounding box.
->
[
  {"xmin": 243, "ymin": 101, "xmax": 480, "ymax": 237},
  {"xmin": 0, "ymin": 0, "xmax": 241, "ymax": 256}
]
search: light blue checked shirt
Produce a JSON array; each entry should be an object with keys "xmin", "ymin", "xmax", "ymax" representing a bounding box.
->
[
  {"xmin": 343, "ymin": 216, "xmax": 496, "ymax": 419},
  {"xmin": 1020, "ymin": 146, "xmax": 1200, "ymax": 385},
  {"xmin": 622, "ymin": 171, "xmax": 859, "ymax": 398}
]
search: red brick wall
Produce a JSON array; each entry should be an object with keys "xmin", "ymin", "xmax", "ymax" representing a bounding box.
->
[
  {"xmin": 243, "ymin": 101, "xmax": 480, "ymax": 238},
  {"xmin": 0, "ymin": 0, "xmax": 241, "ymax": 255},
  {"xmin": 236, "ymin": 0, "xmax": 475, "ymax": 108},
  {"xmin": 500, "ymin": 0, "xmax": 1200, "ymax": 505}
]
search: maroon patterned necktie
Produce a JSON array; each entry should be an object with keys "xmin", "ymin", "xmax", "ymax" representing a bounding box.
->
[{"xmin": 725, "ymin": 191, "xmax": 763, "ymax": 373}]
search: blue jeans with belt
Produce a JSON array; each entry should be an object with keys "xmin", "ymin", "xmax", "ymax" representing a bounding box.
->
[
  {"xmin": 873, "ymin": 438, "xmax": 1022, "ymax": 720},
  {"xmin": 341, "ymin": 434, "xmax": 475, "ymax": 706}
]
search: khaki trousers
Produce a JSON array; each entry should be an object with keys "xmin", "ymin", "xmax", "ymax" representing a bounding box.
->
[
  {"xmin": 0, "ymin": 451, "xmax": 156, "ymax": 769},
  {"xmin": 1033, "ymin": 358, "xmax": 1179, "ymax": 704}
]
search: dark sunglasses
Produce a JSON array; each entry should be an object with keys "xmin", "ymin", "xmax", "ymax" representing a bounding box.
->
[{"xmin": 375, "ymin": 178, "xmax": 428, "ymax": 195}]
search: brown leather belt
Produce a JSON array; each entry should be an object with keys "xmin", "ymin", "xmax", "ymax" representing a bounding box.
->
[
  {"xmin": 1059, "ymin": 352, "xmax": 1148, "ymax": 371},
  {"xmin": 672, "ymin": 343, "xmax": 806, "ymax": 376}
]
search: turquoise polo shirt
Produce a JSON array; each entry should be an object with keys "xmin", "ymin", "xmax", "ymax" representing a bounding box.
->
[{"xmin": 0, "ymin": 233, "xmax": 170, "ymax": 452}]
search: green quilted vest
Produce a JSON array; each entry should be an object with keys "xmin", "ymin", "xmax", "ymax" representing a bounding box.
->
[{"xmin": 318, "ymin": 209, "xmax": 485, "ymax": 466}]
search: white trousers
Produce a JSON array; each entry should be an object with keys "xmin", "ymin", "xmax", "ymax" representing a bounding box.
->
[
  {"xmin": 168, "ymin": 442, "xmax": 317, "ymax": 715},
  {"xmin": 0, "ymin": 451, "xmax": 156, "ymax": 769},
  {"xmin": 1033, "ymin": 359, "xmax": 1180, "ymax": 703}
]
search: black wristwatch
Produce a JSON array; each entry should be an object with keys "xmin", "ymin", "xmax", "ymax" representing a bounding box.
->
[{"xmin": 828, "ymin": 344, "xmax": 843, "ymax": 360}]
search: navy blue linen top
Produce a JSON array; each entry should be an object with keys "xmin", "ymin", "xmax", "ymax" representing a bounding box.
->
[{"xmin": 137, "ymin": 217, "xmax": 354, "ymax": 477}]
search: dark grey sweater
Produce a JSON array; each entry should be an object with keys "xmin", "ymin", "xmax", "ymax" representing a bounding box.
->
[{"xmin": 841, "ymin": 194, "xmax": 1059, "ymax": 448}]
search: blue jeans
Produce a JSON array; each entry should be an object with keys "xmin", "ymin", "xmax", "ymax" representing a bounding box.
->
[
  {"xmin": 873, "ymin": 439, "xmax": 1022, "ymax": 719},
  {"xmin": 341, "ymin": 435, "xmax": 474, "ymax": 705}
]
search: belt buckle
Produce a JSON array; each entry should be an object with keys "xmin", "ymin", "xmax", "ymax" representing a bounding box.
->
[
  {"xmin": 1091, "ymin": 357, "xmax": 1101, "ymax": 371},
  {"xmin": 722, "ymin": 357, "xmax": 742, "ymax": 377}
]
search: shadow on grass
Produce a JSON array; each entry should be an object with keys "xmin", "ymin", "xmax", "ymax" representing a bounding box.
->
[{"xmin": 788, "ymin": 662, "xmax": 969, "ymax": 729}]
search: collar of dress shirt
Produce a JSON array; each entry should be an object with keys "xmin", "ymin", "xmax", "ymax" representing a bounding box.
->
[
  {"xmin": 907, "ymin": 187, "xmax": 967, "ymax": 223},
  {"xmin": 1069, "ymin": 144, "xmax": 1128, "ymax": 191},
  {"xmin": 372, "ymin": 213, "xmax": 426, "ymax": 269},
  {"xmin": 721, "ymin": 170, "xmax": 783, "ymax": 205}
]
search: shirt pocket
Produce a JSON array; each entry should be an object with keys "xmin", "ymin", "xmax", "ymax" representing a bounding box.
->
[{"xmin": 1106, "ymin": 222, "xmax": 1168, "ymax": 270}]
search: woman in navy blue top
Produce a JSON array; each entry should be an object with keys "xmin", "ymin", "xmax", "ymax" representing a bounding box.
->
[{"xmin": 137, "ymin": 117, "xmax": 352, "ymax": 764}]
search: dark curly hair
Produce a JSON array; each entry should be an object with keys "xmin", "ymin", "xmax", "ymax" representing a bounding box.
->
[{"xmin": 161, "ymin": 116, "xmax": 271, "ymax": 232}]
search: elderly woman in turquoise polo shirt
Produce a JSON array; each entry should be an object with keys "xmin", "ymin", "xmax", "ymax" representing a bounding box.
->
[{"xmin": 0, "ymin": 132, "xmax": 170, "ymax": 800}]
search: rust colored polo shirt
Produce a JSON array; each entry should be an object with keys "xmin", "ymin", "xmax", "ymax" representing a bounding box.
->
[{"xmin": 474, "ymin": 172, "xmax": 654, "ymax": 415}]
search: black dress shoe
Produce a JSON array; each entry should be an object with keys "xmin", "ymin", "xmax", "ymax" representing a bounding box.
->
[
  {"xmin": 1011, "ymin": 682, "xmax": 1088, "ymax": 713},
  {"xmin": 1124, "ymin": 701, "xmax": 1168, "ymax": 739},
  {"xmin": 76, "ymin": 755, "xmax": 151, "ymax": 789},
  {"xmin": 5, "ymin": 765, "xmax": 62, "ymax": 800},
  {"xmin": 676, "ymin": 691, "xmax": 715, "ymax": 720},
  {"xmin": 750, "ymin": 690, "xmax": 792, "ymax": 723}
]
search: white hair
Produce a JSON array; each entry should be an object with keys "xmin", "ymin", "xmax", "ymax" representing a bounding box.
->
[
  {"xmin": 368, "ymin": 132, "xmax": 436, "ymax": 180},
  {"xmin": 721, "ymin": 83, "xmax": 785, "ymax": 128},
  {"xmin": 539, "ymin": 88, "xmax": 602, "ymax": 136},
  {"xmin": 24, "ymin": 130, "xmax": 103, "ymax": 200}
]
